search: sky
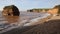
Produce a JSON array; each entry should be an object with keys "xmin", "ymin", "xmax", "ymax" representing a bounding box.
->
[{"xmin": 0, "ymin": 0, "xmax": 60, "ymax": 11}]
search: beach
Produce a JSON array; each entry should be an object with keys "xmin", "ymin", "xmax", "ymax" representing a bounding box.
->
[
  {"xmin": 21, "ymin": 16, "xmax": 60, "ymax": 34},
  {"xmin": 0, "ymin": 12, "xmax": 60, "ymax": 34}
]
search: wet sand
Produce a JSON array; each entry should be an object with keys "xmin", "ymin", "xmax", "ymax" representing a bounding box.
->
[
  {"xmin": 21, "ymin": 16, "xmax": 60, "ymax": 34},
  {"xmin": 21, "ymin": 19, "xmax": 60, "ymax": 34},
  {"xmin": 1, "ymin": 16, "xmax": 60, "ymax": 34}
]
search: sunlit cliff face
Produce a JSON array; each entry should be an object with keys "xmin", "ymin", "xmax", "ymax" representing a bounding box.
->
[
  {"xmin": 48, "ymin": 8, "xmax": 58, "ymax": 15},
  {"xmin": 2, "ymin": 9, "xmax": 13, "ymax": 16},
  {"xmin": 2, "ymin": 9, "xmax": 8, "ymax": 16},
  {"xmin": 8, "ymin": 9, "xmax": 13, "ymax": 16},
  {"xmin": 52, "ymin": 8, "xmax": 58, "ymax": 14}
]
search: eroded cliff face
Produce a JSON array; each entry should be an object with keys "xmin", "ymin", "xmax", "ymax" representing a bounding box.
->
[
  {"xmin": 48, "ymin": 5, "xmax": 60, "ymax": 16},
  {"xmin": 47, "ymin": 8, "xmax": 58, "ymax": 15},
  {"xmin": 2, "ymin": 5, "xmax": 20, "ymax": 16}
]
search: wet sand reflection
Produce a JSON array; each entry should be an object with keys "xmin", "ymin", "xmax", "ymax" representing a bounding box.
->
[{"xmin": 3, "ymin": 16, "xmax": 20, "ymax": 24}]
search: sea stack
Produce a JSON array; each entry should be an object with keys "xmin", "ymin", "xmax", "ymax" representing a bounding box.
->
[{"xmin": 2, "ymin": 5, "xmax": 20, "ymax": 16}]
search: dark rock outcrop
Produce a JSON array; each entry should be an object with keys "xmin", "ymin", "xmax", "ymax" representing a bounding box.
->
[{"xmin": 2, "ymin": 5, "xmax": 20, "ymax": 16}]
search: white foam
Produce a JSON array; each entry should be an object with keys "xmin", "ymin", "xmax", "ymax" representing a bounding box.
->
[{"xmin": 24, "ymin": 13, "xmax": 51, "ymax": 26}]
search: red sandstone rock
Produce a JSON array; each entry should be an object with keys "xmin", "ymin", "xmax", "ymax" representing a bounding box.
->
[{"xmin": 2, "ymin": 5, "xmax": 20, "ymax": 16}]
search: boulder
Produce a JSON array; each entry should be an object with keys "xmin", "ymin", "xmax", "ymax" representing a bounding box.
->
[{"xmin": 2, "ymin": 5, "xmax": 20, "ymax": 16}]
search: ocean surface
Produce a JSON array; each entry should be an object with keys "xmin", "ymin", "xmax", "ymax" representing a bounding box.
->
[{"xmin": 0, "ymin": 11, "xmax": 51, "ymax": 33}]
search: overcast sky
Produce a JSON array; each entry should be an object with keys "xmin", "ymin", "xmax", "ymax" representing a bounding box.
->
[{"xmin": 0, "ymin": 0, "xmax": 60, "ymax": 11}]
